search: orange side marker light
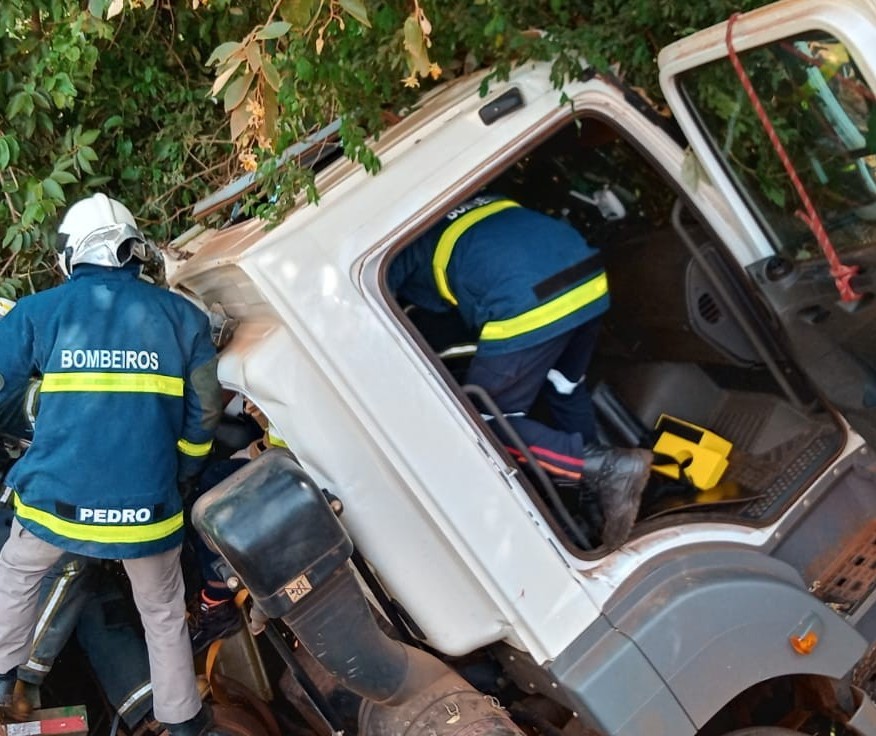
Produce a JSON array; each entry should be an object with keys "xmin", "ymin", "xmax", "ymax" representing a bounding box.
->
[{"xmin": 789, "ymin": 630, "xmax": 819, "ymax": 655}]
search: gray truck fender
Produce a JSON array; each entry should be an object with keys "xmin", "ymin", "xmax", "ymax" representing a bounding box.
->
[{"xmin": 550, "ymin": 547, "xmax": 868, "ymax": 735}]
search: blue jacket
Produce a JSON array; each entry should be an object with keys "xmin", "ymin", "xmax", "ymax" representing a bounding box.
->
[
  {"xmin": 388, "ymin": 196, "xmax": 609, "ymax": 356},
  {"xmin": 0, "ymin": 380, "xmax": 36, "ymax": 441},
  {"xmin": 0, "ymin": 265, "xmax": 223, "ymax": 559}
]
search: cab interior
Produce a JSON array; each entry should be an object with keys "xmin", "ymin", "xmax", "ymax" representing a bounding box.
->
[{"xmin": 391, "ymin": 115, "xmax": 844, "ymax": 552}]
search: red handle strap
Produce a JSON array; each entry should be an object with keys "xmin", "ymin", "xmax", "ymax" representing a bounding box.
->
[{"xmin": 725, "ymin": 12, "xmax": 862, "ymax": 301}]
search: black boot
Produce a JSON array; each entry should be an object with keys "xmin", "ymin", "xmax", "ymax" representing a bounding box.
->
[
  {"xmin": 163, "ymin": 704, "xmax": 217, "ymax": 736},
  {"xmin": 189, "ymin": 595, "xmax": 242, "ymax": 655},
  {"xmin": 581, "ymin": 445, "xmax": 652, "ymax": 549}
]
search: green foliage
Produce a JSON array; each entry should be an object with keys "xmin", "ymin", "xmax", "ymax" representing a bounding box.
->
[
  {"xmin": 0, "ymin": 0, "xmax": 266, "ymax": 294},
  {"xmin": 0, "ymin": 0, "xmax": 772, "ymax": 297}
]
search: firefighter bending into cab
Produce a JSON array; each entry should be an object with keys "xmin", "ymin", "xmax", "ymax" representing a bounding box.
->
[
  {"xmin": 388, "ymin": 193, "xmax": 653, "ymax": 549},
  {"xmin": 0, "ymin": 194, "xmax": 224, "ymax": 736}
]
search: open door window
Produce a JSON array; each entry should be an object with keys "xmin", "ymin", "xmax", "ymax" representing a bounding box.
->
[{"xmin": 659, "ymin": 0, "xmax": 876, "ymax": 446}]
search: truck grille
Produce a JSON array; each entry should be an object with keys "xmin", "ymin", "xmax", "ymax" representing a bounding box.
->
[{"xmin": 812, "ymin": 519, "xmax": 876, "ymax": 614}]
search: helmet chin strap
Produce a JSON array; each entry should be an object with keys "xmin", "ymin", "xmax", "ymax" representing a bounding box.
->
[{"xmin": 62, "ymin": 247, "xmax": 74, "ymax": 280}]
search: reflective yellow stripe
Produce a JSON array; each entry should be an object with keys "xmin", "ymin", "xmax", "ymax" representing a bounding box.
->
[
  {"xmin": 42, "ymin": 372, "xmax": 184, "ymax": 397},
  {"xmin": 432, "ymin": 200, "xmax": 521, "ymax": 305},
  {"xmin": 177, "ymin": 438, "xmax": 213, "ymax": 457},
  {"xmin": 481, "ymin": 271, "xmax": 609, "ymax": 341},
  {"xmin": 267, "ymin": 432, "xmax": 287, "ymax": 448},
  {"xmin": 13, "ymin": 493, "xmax": 184, "ymax": 545}
]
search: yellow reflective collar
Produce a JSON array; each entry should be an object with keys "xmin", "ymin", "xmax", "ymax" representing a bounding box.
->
[
  {"xmin": 266, "ymin": 432, "xmax": 287, "ymax": 448},
  {"xmin": 432, "ymin": 199, "xmax": 520, "ymax": 305},
  {"xmin": 41, "ymin": 372, "xmax": 184, "ymax": 396},
  {"xmin": 177, "ymin": 438, "xmax": 213, "ymax": 457},
  {"xmin": 13, "ymin": 493, "xmax": 184, "ymax": 545},
  {"xmin": 480, "ymin": 271, "xmax": 608, "ymax": 341}
]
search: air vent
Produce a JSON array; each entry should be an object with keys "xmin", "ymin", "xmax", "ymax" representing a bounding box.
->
[{"xmin": 697, "ymin": 292, "xmax": 722, "ymax": 324}]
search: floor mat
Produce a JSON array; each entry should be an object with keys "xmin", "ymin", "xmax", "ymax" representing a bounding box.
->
[
  {"xmin": 639, "ymin": 394, "xmax": 840, "ymax": 521},
  {"xmin": 738, "ymin": 431, "xmax": 839, "ymax": 519}
]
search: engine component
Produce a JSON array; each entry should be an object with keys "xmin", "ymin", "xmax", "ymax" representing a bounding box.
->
[{"xmin": 193, "ymin": 450, "xmax": 525, "ymax": 736}]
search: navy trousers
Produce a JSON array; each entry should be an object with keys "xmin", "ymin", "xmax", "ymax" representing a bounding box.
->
[{"xmin": 466, "ymin": 318, "xmax": 602, "ymax": 480}]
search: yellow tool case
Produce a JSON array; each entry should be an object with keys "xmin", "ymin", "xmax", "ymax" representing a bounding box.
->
[{"xmin": 651, "ymin": 414, "xmax": 733, "ymax": 490}]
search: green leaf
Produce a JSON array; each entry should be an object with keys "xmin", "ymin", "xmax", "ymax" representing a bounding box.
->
[
  {"xmin": 279, "ymin": 0, "xmax": 316, "ymax": 27},
  {"xmin": 32, "ymin": 91, "xmax": 51, "ymax": 110},
  {"xmin": 50, "ymin": 170, "xmax": 78, "ymax": 185},
  {"xmin": 224, "ymin": 72, "xmax": 254, "ymax": 112},
  {"xmin": 2, "ymin": 226, "xmax": 18, "ymax": 248},
  {"xmin": 262, "ymin": 60, "xmax": 281, "ymax": 92},
  {"xmin": 36, "ymin": 112, "xmax": 54, "ymax": 134},
  {"xmin": 25, "ymin": 179, "xmax": 43, "ymax": 203},
  {"xmin": 0, "ymin": 139, "xmax": 9, "ymax": 170},
  {"xmin": 50, "ymin": 90, "xmax": 69, "ymax": 109},
  {"xmin": 41, "ymin": 178, "xmax": 65, "ymax": 201},
  {"xmin": 339, "ymin": 0, "xmax": 370, "ymax": 28},
  {"xmin": 85, "ymin": 175, "xmax": 112, "ymax": 187},
  {"xmin": 295, "ymin": 57, "xmax": 314, "ymax": 82},
  {"xmin": 4, "ymin": 136, "xmax": 18, "ymax": 165},
  {"xmin": 256, "ymin": 21, "xmax": 291, "ymax": 41},
  {"xmin": 7, "ymin": 233, "xmax": 23, "ymax": 254},
  {"xmin": 103, "ymin": 115, "xmax": 123, "ymax": 131},
  {"xmin": 21, "ymin": 202, "xmax": 45, "ymax": 228},
  {"xmin": 87, "ymin": 0, "xmax": 107, "ymax": 17},
  {"xmin": 77, "ymin": 129, "xmax": 100, "ymax": 146},
  {"xmin": 206, "ymin": 41, "xmax": 242, "ymax": 67},
  {"xmin": 6, "ymin": 91, "xmax": 31, "ymax": 121},
  {"xmin": 154, "ymin": 138, "xmax": 174, "ymax": 161},
  {"xmin": 76, "ymin": 151, "xmax": 95, "ymax": 175},
  {"xmin": 79, "ymin": 145, "xmax": 99, "ymax": 162},
  {"xmin": 54, "ymin": 156, "xmax": 75, "ymax": 172}
]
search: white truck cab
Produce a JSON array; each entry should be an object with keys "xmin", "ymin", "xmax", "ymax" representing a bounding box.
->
[{"xmin": 172, "ymin": 1, "xmax": 876, "ymax": 733}]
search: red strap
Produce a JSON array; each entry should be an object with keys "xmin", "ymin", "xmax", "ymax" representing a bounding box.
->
[{"xmin": 725, "ymin": 13, "xmax": 862, "ymax": 302}]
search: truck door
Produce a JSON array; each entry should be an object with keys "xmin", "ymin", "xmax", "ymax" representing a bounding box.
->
[{"xmin": 658, "ymin": 0, "xmax": 876, "ymax": 446}]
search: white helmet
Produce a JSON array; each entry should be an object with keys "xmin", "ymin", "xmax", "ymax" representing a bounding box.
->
[{"xmin": 57, "ymin": 193, "xmax": 148, "ymax": 278}]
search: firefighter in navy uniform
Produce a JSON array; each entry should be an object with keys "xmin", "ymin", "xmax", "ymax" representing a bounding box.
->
[
  {"xmin": 388, "ymin": 194, "xmax": 652, "ymax": 549},
  {"xmin": 0, "ymin": 300, "xmax": 155, "ymax": 729},
  {"xmin": 0, "ymin": 194, "xmax": 224, "ymax": 736}
]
